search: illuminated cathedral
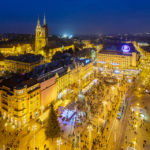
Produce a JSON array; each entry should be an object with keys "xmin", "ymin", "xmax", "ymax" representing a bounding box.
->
[{"xmin": 35, "ymin": 15, "xmax": 49, "ymax": 51}]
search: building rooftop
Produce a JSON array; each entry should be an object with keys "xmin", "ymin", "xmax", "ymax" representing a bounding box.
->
[
  {"xmin": 27, "ymin": 55, "xmax": 91, "ymax": 81},
  {"xmin": 0, "ymin": 74, "xmax": 37, "ymax": 91},
  {"xmin": 141, "ymin": 46, "xmax": 150, "ymax": 53},
  {"xmin": 6, "ymin": 53, "xmax": 43, "ymax": 63},
  {"xmin": 0, "ymin": 54, "xmax": 92, "ymax": 90},
  {"xmin": 100, "ymin": 43, "xmax": 139, "ymax": 56}
]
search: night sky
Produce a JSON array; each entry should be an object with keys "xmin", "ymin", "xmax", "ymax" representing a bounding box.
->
[{"xmin": 1, "ymin": 0, "xmax": 150, "ymax": 35}]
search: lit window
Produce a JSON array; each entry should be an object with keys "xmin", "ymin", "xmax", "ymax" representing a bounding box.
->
[
  {"xmin": 24, "ymin": 118, "xmax": 26, "ymax": 124},
  {"xmin": 16, "ymin": 90, "xmax": 24, "ymax": 95}
]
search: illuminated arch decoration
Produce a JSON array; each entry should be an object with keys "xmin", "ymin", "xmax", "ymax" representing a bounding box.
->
[{"xmin": 121, "ymin": 45, "xmax": 130, "ymax": 53}]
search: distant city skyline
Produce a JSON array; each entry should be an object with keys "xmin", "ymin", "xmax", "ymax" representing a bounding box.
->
[{"xmin": 0, "ymin": 0, "xmax": 150, "ymax": 34}]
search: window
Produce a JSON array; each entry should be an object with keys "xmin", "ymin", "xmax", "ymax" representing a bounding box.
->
[
  {"xmin": 22, "ymin": 103, "xmax": 25, "ymax": 108},
  {"xmin": 16, "ymin": 89, "xmax": 24, "ymax": 95},
  {"xmin": 24, "ymin": 118, "xmax": 26, "ymax": 125},
  {"xmin": 11, "ymin": 117, "xmax": 13, "ymax": 123},
  {"xmin": 15, "ymin": 119, "xmax": 17, "ymax": 126}
]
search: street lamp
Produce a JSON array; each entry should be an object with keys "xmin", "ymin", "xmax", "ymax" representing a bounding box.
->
[
  {"xmin": 133, "ymin": 140, "xmax": 136, "ymax": 149},
  {"xmin": 5, "ymin": 123, "xmax": 8, "ymax": 131},
  {"xmin": 57, "ymin": 137, "xmax": 62, "ymax": 150},
  {"xmin": 87, "ymin": 125, "xmax": 93, "ymax": 150},
  {"xmin": 111, "ymin": 86, "xmax": 115, "ymax": 90},
  {"xmin": 32, "ymin": 125, "xmax": 37, "ymax": 150}
]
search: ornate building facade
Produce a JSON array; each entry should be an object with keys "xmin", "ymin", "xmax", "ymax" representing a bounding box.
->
[
  {"xmin": 0, "ymin": 58, "xmax": 94, "ymax": 128},
  {"xmin": 35, "ymin": 16, "xmax": 49, "ymax": 52},
  {"xmin": 0, "ymin": 78, "xmax": 40, "ymax": 128}
]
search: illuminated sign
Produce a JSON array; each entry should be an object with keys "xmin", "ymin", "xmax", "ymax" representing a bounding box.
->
[
  {"xmin": 99, "ymin": 67, "xmax": 103, "ymax": 71},
  {"xmin": 111, "ymin": 62, "xmax": 120, "ymax": 66},
  {"xmin": 121, "ymin": 45, "xmax": 130, "ymax": 53},
  {"xmin": 98, "ymin": 61, "xmax": 106, "ymax": 64},
  {"xmin": 128, "ymin": 79, "xmax": 132, "ymax": 83},
  {"xmin": 114, "ymin": 70, "xmax": 120, "ymax": 74},
  {"xmin": 85, "ymin": 59, "xmax": 90, "ymax": 64}
]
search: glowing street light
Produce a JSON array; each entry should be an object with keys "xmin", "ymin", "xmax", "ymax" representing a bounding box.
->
[
  {"xmin": 111, "ymin": 86, "xmax": 115, "ymax": 90},
  {"xmin": 140, "ymin": 114, "xmax": 145, "ymax": 120},
  {"xmin": 103, "ymin": 101, "xmax": 107, "ymax": 119},
  {"xmin": 32, "ymin": 125, "xmax": 37, "ymax": 149},
  {"xmin": 87, "ymin": 125, "xmax": 93, "ymax": 150},
  {"xmin": 133, "ymin": 140, "xmax": 136, "ymax": 149},
  {"xmin": 136, "ymin": 112, "xmax": 139, "ymax": 116},
  {"xmin": 5, "ymin": 123, "xmax": 8, "ymax": 131},
  {"xmin": 57, "ymin": 137, "xmax": 62, "ymax": 150},
  {"xmin": 103, "ymin": 101, "xmax": 107, "ymax": 106}
]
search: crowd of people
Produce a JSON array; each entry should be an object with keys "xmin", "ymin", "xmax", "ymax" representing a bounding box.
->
[{"xmin": 60, "ymin": 72, "xmax": 128, "ymax": 150}]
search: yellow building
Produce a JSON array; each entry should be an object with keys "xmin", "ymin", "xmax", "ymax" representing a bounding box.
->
[
  {"xmin": 82, "ymin": 40, "xmax": 102, "ymax": 51},
  {"xmin": 133, "ymin": 41, "xmax": 150, "ymax": 60},
  {"xmin": 35, "ymin": 15, "xmax": 75, "ymax": 61},
  {"xmin": 56, "ymin": 59, "xmax": 94, "ymax": 95},
  {"xmin": 48, "ymin": 45, "xmax": 75, "ymax": 60},
  {"xmin": 82, "ymin": 40, "xmax": 94, "ymax": 49},
  {"xmin": 0, "ymin": 57, "xmax": 94, "ymax": 128},
  {"xmin": 0, "ymin": 77, "xmax": 40, "ymax": 128},
  {"xmin": 97, "ymin": 44, "xmax": 140, "ymax": 69},
  {"xmin": 0, "ymin": 44, "xmax": 33, "ymax": 56},
  {"xmin": 39, "ymin": 44, "xmax": 75, "ymax": 61},
  {"xmin": 4, "ymin": 54, "xmax": 44, "ymax": 73}
]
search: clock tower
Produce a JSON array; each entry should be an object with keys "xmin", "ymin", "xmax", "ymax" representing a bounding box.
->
[{"xmin": 35, "ymin": 15, "xmax": 49, "ymax": 52}]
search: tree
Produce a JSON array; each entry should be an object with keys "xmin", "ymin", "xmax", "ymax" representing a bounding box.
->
[{"xmin": 45, "ymin": 104, "xmax": 60, "ymax": 140}]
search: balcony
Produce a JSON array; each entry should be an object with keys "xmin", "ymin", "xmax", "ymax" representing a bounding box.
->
[
  {"xmin": 2, "ymin": 107, "xmax": 8, "ymax": 112},
  {"xmin": 14, "ymin": 108, "xmax": 25, "ymax": 112},
  {"xmin": 2, "ymin": 100, "xmax": 8, "ymax": 106},
  {"xmin": 2, "ymin": 94, "xmax": 8, "ymax": 99}
]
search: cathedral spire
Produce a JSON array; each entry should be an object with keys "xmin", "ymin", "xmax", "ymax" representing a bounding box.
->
[
  {"xmin": 43, "ymin": 14, "xmax": 46, "ymax": 25},
  {"xmin": 37, "ymin": 16, "xmax": 41, "ymax": 27}
]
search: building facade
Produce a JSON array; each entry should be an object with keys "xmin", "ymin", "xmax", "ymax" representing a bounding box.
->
[
  {"xmin": 4, "ymin": 54, "xmax": 44, "ymax": 73},
  {"xmin": 35, "ymin": 16, "xmax": 49, "ymax": 51},
  {"xmin": 97, "ymin": 44, "xmax": 140, "ymax": 69},
  {"xmin": 0, "ymin": 78, "xmax": 40, "ymax": 128},
  {"xmin": 0, "ymin": 58, "xmax": 94, "ymax": 128},
  {"xmin": 0, "ymin": 44, "xmax": 33, "ymax": 56}
]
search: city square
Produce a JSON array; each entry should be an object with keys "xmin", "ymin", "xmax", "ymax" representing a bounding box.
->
[{"xmin": 0, "ymin": 0, "xmax": 150, "ymax": 150}]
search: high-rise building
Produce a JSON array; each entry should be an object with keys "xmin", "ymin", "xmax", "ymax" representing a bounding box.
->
[{"xmin": 35, "ymin": 15, "xmax": 49, "ymax": 51}]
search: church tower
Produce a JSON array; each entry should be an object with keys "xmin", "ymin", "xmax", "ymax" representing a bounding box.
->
[{"xmin": 35, "ymin": 15, "xmax": 49, "ymax": 52}]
